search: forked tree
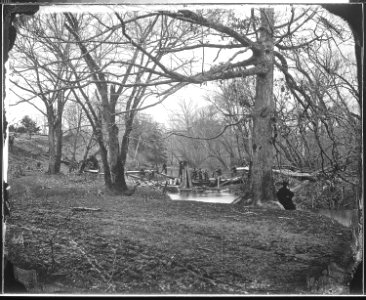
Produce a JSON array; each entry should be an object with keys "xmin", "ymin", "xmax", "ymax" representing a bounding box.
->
[{"xmin": 115, "ymin": 7, "xmax": 354, "ymax": 206}]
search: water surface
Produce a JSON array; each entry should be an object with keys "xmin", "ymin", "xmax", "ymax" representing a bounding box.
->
[{"xmin": 168, "ymin": 191, "xmax": 236, "ymax": 204}]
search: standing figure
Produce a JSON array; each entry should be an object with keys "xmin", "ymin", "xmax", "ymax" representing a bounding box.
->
[
  {"xmin": 198, "ymin": 168, "xmax": 203, "ymax": 183},
  {"xmin": 179, "ymin": 161, "xmax": 184, "ymax": 178},
  {"xmin": 276, "ymin": 181, "xmax": 296, "ymax": 210},
  {"xmin": 192, "ymin": 168, "xmax": 197, "ymax": 181},
  {"xmin": 215, "ymin": 167, "xmax": 222, "ymax": 188},
  {"xmin": 162, "ymin": 163, "xmax": 167, "ymax": 174},
  {"xmin": 203, "ymin": 169, "xmax": 209, "ymax": 182}
]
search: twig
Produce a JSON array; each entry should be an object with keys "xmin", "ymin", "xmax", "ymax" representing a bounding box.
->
[{"xmin": 197, "ymin": 246, "xmax": 215, "ymax": 253}]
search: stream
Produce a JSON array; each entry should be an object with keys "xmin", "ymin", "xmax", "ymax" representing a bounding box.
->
[
  {"xmin": 168, "ymin": 190, "xmax": 237, "ymax": 204},
  {"xmin": 168, "ymin": 191, "xmax": 358, "ymax": 227}
]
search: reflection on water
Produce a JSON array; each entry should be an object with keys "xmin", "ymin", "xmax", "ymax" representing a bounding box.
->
[{"xmin": 168, "ymin": 191, "xmax": 236, "ymax": 204}]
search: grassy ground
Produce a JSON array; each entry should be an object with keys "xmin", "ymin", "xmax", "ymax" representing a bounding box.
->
[{"xmin": 5, "ymin": 172, "xmax": 354, "ymax": 295}]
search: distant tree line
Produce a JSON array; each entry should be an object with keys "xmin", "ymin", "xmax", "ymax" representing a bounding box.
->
[{"xmin": 9, "ymin": 115, "xmax": 40, "ymax": 137}]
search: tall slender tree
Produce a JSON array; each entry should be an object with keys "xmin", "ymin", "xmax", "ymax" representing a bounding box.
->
[{"xmin": 10, "ymin": 14, "xmax": 74, "ymax": 173}]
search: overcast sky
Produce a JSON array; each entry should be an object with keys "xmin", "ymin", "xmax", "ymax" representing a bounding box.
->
[{"xmin": 5, "ymin": 1, "xmax": 354, "ymax": 130}]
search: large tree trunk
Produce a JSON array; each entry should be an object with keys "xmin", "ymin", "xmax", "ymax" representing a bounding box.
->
[
  {"xmin": 100, "ymin": 142, "xmax": 113, "ymax": 189},
  {"xmin": 117, "ymin": 119, "xmax": 134, "ymax": 191},
  {"xmin": 47, "ymin": 116, "xmax": 58, "ymax": 174},
  {"xmin": 95, "ymin": 128, "xmax": 112, "ymax": 188},
  {"xmin": 46, "ymin": 92, "xmax": 65, "ymax": 174},
  {"xmin": 47, "ymin": 121, "xmax": 62, "ymax": 174},
  {"xmin": 250, "ymin": 8, "xmax": 276, "ymax": 206},
  {"xmin": 54, "ymin": 118, "xmax": 62, "ymax": 173},
  {"xmin": 105, "ymin": 102, "xmax": 129, "ymax": 192},
  {"xmin": 48, "ymin": 126, "xmax": 56, "ymax": 173}
]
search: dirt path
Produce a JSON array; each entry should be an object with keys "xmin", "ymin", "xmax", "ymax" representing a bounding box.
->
[{"xmin": 5, "ymin": 174, "xmax": 354, "ymax": 294}]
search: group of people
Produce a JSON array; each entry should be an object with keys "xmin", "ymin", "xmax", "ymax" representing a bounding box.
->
[
  {"xmin": 191, "ymin": 168, "xmax": 210, "ymax": 183},
  {"xmin": 190, "ymin": 167, "xmax": 223, "ymax": 183}
]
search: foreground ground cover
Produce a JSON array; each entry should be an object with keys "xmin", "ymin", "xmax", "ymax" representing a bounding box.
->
[{"xmin": 5, "ymin": 173, "xmax": 354, "ymax": 295}]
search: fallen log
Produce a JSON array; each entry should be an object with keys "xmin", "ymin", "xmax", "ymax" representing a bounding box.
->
[
  {"xmin": 221, "ymin": 176, "xmax": 243, "ymax": 186},
  {"xmin": 83, "ymin": 169, "xmax": 99, "ymax": 174},
  {"xmin": 71, "ymin": 207, "xmax": 101, "ymax": 212},
  {"xmin": 126, "ymin": 169, "xmax": 156, "ymax": 174},
  {"xmin": 272, "ymin": 169, "xmax": 316, "ymax": 181}
]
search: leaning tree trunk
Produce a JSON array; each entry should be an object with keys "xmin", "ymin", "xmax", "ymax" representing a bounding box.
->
[{"xmin": 250, "ymin": 8, "xmax": 276, "ymax": 206}]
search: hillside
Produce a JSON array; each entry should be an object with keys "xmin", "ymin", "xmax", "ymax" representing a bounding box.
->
[{"xmin": 4, "ymin": 134, "xmax": 360, "ymax": 295}]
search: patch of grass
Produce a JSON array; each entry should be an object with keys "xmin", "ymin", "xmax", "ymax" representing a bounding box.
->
[{"xmin": 5, "ymin": 173, "xmax": 354, "ymax": 295}]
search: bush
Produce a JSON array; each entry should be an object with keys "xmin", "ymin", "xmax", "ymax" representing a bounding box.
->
[{"xmin": 19, "ymin": 115, "xmax": 41, "ymax": 137}]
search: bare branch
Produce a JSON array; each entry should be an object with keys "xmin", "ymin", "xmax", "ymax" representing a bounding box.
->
[
  {"xmin": 164, "ymin": 118, "xmax": 244, "ymax": 141},
  {"xmin": 158, "ymin": 42, "xmax": 244, "ymax": 54},
  {"xmin": 161, "ymin": 10, "xmax": 260, "ymax": 53}
]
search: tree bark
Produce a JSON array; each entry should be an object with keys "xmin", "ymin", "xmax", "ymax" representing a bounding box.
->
[
  {"xmin": 95, "ymin": 127, "xmax": 112, "ymax": 188},
  {"xmin": 250, "ymin": 8, "xmax": 276, "ymax": 206},
  {"xmin": 46, "ymin": 94, "xmax": 65, "ymax": 174},
  {"xmin": 47, "ymin": 119, "xmax": 57, "ymax": 174},
  {"xmin": 116, "ymin": 119, "xmax": 134, "ymax": 191},
  {"xmin": 71, "ymin": 109, "xmax": 83, "ymax": 162},
  {"xmin": 47, "ymin": 118, "xmax": 62, "ymax": 174},
  {"xmin": 54, "ymin": 118, "xmax": 62, "ymax": 173}
]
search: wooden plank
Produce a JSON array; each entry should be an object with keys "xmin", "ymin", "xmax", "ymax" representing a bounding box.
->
[{"xmin": 272, "ymin": 168, "xmax": 315, "ymax": 180}]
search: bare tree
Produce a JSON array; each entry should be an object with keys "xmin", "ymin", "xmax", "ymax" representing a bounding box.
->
[
  {"xmin": 10, "ymin": 14, "xmax": 75, "ymax": 174},
  {"xmin": 63, "ymin": 101, "xmax": 93, "ymax": 165},
  {"xmin": 61, "ymin": 11, "xmax": 199, "ymax": 192},
  {"xmin": 167, "ymin": 100, "xmax": 209, "ymax": 168},
  {"xmin": 119, "ymin": 7, "xmax": 334, "ymax": 206}
]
